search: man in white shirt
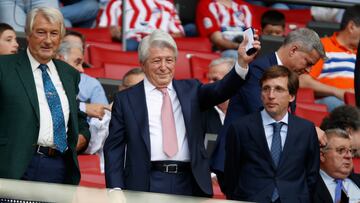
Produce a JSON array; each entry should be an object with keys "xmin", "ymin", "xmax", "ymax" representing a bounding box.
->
[
  {"xmin": 313, "ymin": 128, "xmax": 360, "ymax": 202},
  {"xmin": 104, "ymin": 29, "xmax": 260, "ymax": 196}
]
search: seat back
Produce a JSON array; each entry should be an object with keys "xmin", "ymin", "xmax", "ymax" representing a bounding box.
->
[
  {"xmin": 344, "ymin": 92, "xmax": 356, "ymax": 107},
  {"xmin": 69, "ymin": 28, "xmax": 112, "ymax": 43},
  {"xmin": 295, "ymin": 105, "xmax": 328, "ymax": 126},
  {"xmin": 104, "ymin": 63, "xmax": 139, "ymax": 80},
  {"xmin": 89, "ymin": 46, "xmax": 139, "ymax": 68},
  {"xmin": 297, "ymin": 88, "xmax": 315, "ymax": 104},
  {"xmin": 189, "ymin": 56, "xmax": 211, "ymax": 83},
  {"xmin": 175, "ymin": 37, "xmax": 212, "ymax": 52}
]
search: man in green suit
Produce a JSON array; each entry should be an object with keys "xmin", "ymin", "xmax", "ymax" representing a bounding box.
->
[{"xmin": 0, "ymin": 7, "xmax": 89, "ymax": 185}]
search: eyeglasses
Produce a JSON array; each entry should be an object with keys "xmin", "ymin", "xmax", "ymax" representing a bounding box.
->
[
  {"xmin": 261, "ymin": 86, "xmax": 289, "ymax": 94},
  {"xmin": 325, "ymin": 147, "xmax": 354, "ymax": 156}
]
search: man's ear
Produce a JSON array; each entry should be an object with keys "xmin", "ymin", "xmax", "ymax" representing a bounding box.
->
[
  {"xmin": 288, "ymin": 44, "xmax": 299, "ymax": 57},
  {"xmin": 320, "ymin": 151, "xmax": 326, "ymax": 163},
  {"xmin": 55, "ymin": 54, "xmax": 64, "ymax": 60},
  {"xmin": 289, "ymin": 94, "xmax": 295, "ymax": 103}
]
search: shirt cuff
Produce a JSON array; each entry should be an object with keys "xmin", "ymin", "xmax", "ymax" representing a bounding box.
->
[
  {"xmin": 79, "ymin": 102, "xmax": 86, "ymax": 112},
  {"xmin": 234, "ymin": 61, "xmax": 249, "ymax": 80}
]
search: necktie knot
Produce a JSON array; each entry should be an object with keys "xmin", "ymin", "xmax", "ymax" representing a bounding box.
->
[
  {"xmin": 272, "ymin": 122, "xmax": 284, "ymax": 133},
  {"xmin": 39, "ymin": 64, "xmax": 48, "ymax": 72},
  {"xmin": 158, "ymin": 87, "xmax": 168, "ymax": 95}
]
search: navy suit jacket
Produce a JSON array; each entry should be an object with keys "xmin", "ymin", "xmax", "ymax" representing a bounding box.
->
[
  {"xmin": 312, "ymin": 172, "xmax": 360, "ymax": 202},
  {"xmin": 224, "ymin": 112, "xmax": 320, "ymax": 203},
  {"xmin": 104, "ymin": 68, "xmax": 246, "ymax": 196},
  {"xmin": 211, "ymin": 53, "xmax": 278, "ymax": 172}
]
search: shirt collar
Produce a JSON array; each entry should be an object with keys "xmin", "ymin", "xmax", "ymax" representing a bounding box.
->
[
  {"xmin": 261, "ymin": 109, "xmax": 289, "ymax": 126},
  {"xmin": 143, "ymin": 76, "xmax": 174, "ymax": 93},
  {"xmin": 27, "ymin": 48, "xmax": 55, "ymax": 73},
  {"xmin": 330, "ymin": 32, "xmax": 357, "ymax": 54},
  {"xmin": 275, "ymin": 52, "xmax": 283, "ymax": 66}
]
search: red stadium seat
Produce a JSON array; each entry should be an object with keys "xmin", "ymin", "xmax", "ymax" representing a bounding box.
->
[
  {"xmin": 104, "ymin": 63, "xmax": 139, "ymax": 80},
  {"xmin": 189, "ymin": 56, "xmax": 211, "ymax": 83},
  {"xmin": 295, "ymin": 105, "xmax": 328, "ymax": 126},
  {"xmin": 175, "ymin": 37, "xmax": 212, "ymax": 52},
  {"xmin": 87, "ymin": 40, "xmax": 122, "ymax": 51},
  {"xmin": 353, "ymin": 157, "xmax": 360, "ymax": 174},
  {"xmin": 69, "ymin": 27, "xmax": 112, "ymax": 43},
  {"xmin": 84, "ymin": 67, "xmax": 105, "ymax": 78},
  {"xmin": 296, "ymin": 88, "xmax": 315, "ymax": 104},
  {"xmin": 78, "ymin": 155, "xmax": 106, "ymax": 188},
  {"xmin": 89, "ymin": 46, "xmax": 139, "ymax": 68},
  {"xmin": 175, "ymin": 51, "xmax": 220, "ymax": 80},
  {"xmin": 344, "ymin": 92, "xmax": 356, "ymax": 107},
  {"xmin": 297, "ymin": 103, "xmax": 328, "ymax": 112}
]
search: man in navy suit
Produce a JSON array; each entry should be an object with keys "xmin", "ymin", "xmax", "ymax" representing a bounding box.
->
[
  {"xmin": 212, "ymin": 28, "xmax": 327, "ymax": 175},
  {"xmin": 225, "ymin": 66, "xmax": 320, "ymax": 202},
  {"xmin": 104, "ymin": 29, "xmax": 260, "ymax": 196},
  {"xmin": 313, "ymin": 129, "xmax": 360, "ymax": 202}
]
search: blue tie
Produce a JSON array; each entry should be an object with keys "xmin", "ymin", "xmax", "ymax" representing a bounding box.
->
[
  {"xmin": 271, "ymin": 122, "xmax": 284, "ymax": 202},
  {"xmin": 39, "ymin": 64, "xmax": 67, "ymax": 153},
  {"xmin": 335, "ymin": 179, "xmax": 343, "ymax": 203}
]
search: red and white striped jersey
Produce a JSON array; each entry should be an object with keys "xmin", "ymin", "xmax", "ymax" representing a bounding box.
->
[
  {"xmin": 197, "ymin": 0, "xmax": 252, "ymax": 39},
  {"xmin": 99, "ymin": 0, "xmax": 184, "ymax": 41}
]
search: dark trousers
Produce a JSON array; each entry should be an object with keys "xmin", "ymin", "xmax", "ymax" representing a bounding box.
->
[
  {"xmin": 149, "ymin": 170, "xmax": 194, "ymax": 196},
  {"xmin": 22, "ymin": 153, "xmax": 66, "ymax": 184}
]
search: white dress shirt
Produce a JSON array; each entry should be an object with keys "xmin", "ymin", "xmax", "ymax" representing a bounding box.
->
[
  {"xmin": 275, "ymin": 52, "xmax": 283, "ymax": 66},
  {"xmin": 144, "ymin": 61, "xmax": 248, "ymax": 161},
  {"xmin": 28, "ymin": 49, "xmax": 70, "ymax": 147},
  {"xmin": 261, "ymin": 110, "xmax": 289, "ymax": 150},
  {"xmin": 320, "ymin": 169, "xmax": 360, "ymax": 203}
]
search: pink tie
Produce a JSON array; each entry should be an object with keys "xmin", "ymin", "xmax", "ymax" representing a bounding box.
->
[{"xmin": 159, "ymin": 88, "xmax": 178, "ymax": 157}]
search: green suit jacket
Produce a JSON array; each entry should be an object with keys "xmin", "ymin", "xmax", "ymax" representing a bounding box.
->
[{"xmin": 0, "ymin": 51, "xmax": 89, "ymax": 185}]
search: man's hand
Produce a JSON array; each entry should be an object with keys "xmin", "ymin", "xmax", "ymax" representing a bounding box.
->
[
  {"xmin": 316, "ymin": 126, "xmax": 327, "ymax": 147},
  {"xmin": 237, "ymin": 30, "xmax": 261, "ymax": 68},
  {"xmin": 85, "ymin": 103, "xmax": 111, "ymax": 119},
  {"xmin": 76, "ymin": 134, "xmax": 88, "ymax": 153},
  {"xmin": 333, "ymin": 88, "xmax": 354, "ymax": 100}
]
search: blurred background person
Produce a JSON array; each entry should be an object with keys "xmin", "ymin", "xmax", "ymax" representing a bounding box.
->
[
  {"xmin": 196, "ymin": 0, "xmax": 252, "ymax": 59},
  {"xmin": 0, "ymin": 23, "xmax": 19, "ymax": 55},
  {"xmin": 59, "ymin": 0, "xmax": 99, "ymax": 28},
  {"xmin": 0, "ymin": 0, "xmax": 59, "ymax": 32},
  {"xmin": 261, "ymin": 10, "xmax": 285, "ymax": 37},
  {"xmin": 321, "ymin": 105, "xmax": 360, "ymax": 158},
  {"xmin": 300, "ymin": 5, "xmax": 360, "ymax": 112},
  {"xmin": 98, "ymin": 0, "xmax": 184, "ymax": 51},
  {"xmin": 56, "ymin": 41, "xmax": 110, "ymax": 152}
]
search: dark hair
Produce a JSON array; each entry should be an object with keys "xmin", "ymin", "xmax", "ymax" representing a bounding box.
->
[
  {"xmin": 260, "ymin": 65, "xmax": 299, "ymax": 96},
  {"xmin": 0, "ymin": 23, "xmax": 15, "ymax": 36},
  {"xmin": 320, "ymin": 105, "xmax": 360, "ymax": 131},
  {"xmin": 122, "ymin": 67, "xmax": 144, "ymax": 81},
  {"xmin": 65, "ymin": 30, "xmax": 86, "ymax": 46},
  {"xmin": 340, "ymin": 5, "xmax": 360, "ymax": 30},
  {"xmin": 261, "ymin": 10, "xmax": 285, "ymax": 29}
]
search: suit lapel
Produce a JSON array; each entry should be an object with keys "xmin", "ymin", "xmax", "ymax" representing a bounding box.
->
[
  {"xmin": 128, "ymin": 82, "xmax": 151, "ymax": 154},
  {"xmin": 172, "ymin": 80, "xmax": 192, "ymax": 146},
  {"xmin": 317, "ymin": 175, "xmax": 334, "ymax": 202},
  {"xmin": 15, "ymin": 51, "xmax": 40, "ymax": 121},
  {"xmin": 279, "ymin": 114, "xmax": 297, "ymax": 167},
  {"xmin": 250, "ymin": 113, "xmax": 276, "ymax": 169}
]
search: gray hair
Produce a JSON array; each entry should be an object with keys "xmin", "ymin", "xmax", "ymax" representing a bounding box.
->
[
  {"xmin": 283, "ymin": 28, "xmax": 326, "ymax": 59},
  {"xmin": 322, "ymin": 128, "xmax": 351, "ymax": 151},
  {"xmin": 209, "ymin": 57, "xmax": 235, "ymax": 70},
  {"xmin": 138, "ymin": 29, "xmax": 178, "ymax": 64},
  {"xmin": 25, "ymin": 7, "xmax": 65, "ymax": 38},
  {"xmin": 57, "ymin": 41, "xmax": 83, "ymax": 61}
]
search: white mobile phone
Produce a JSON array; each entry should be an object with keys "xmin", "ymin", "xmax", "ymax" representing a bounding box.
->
[{"xmin": 243, "ymin": 28, "xmax": 257, "ymax": 55}]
